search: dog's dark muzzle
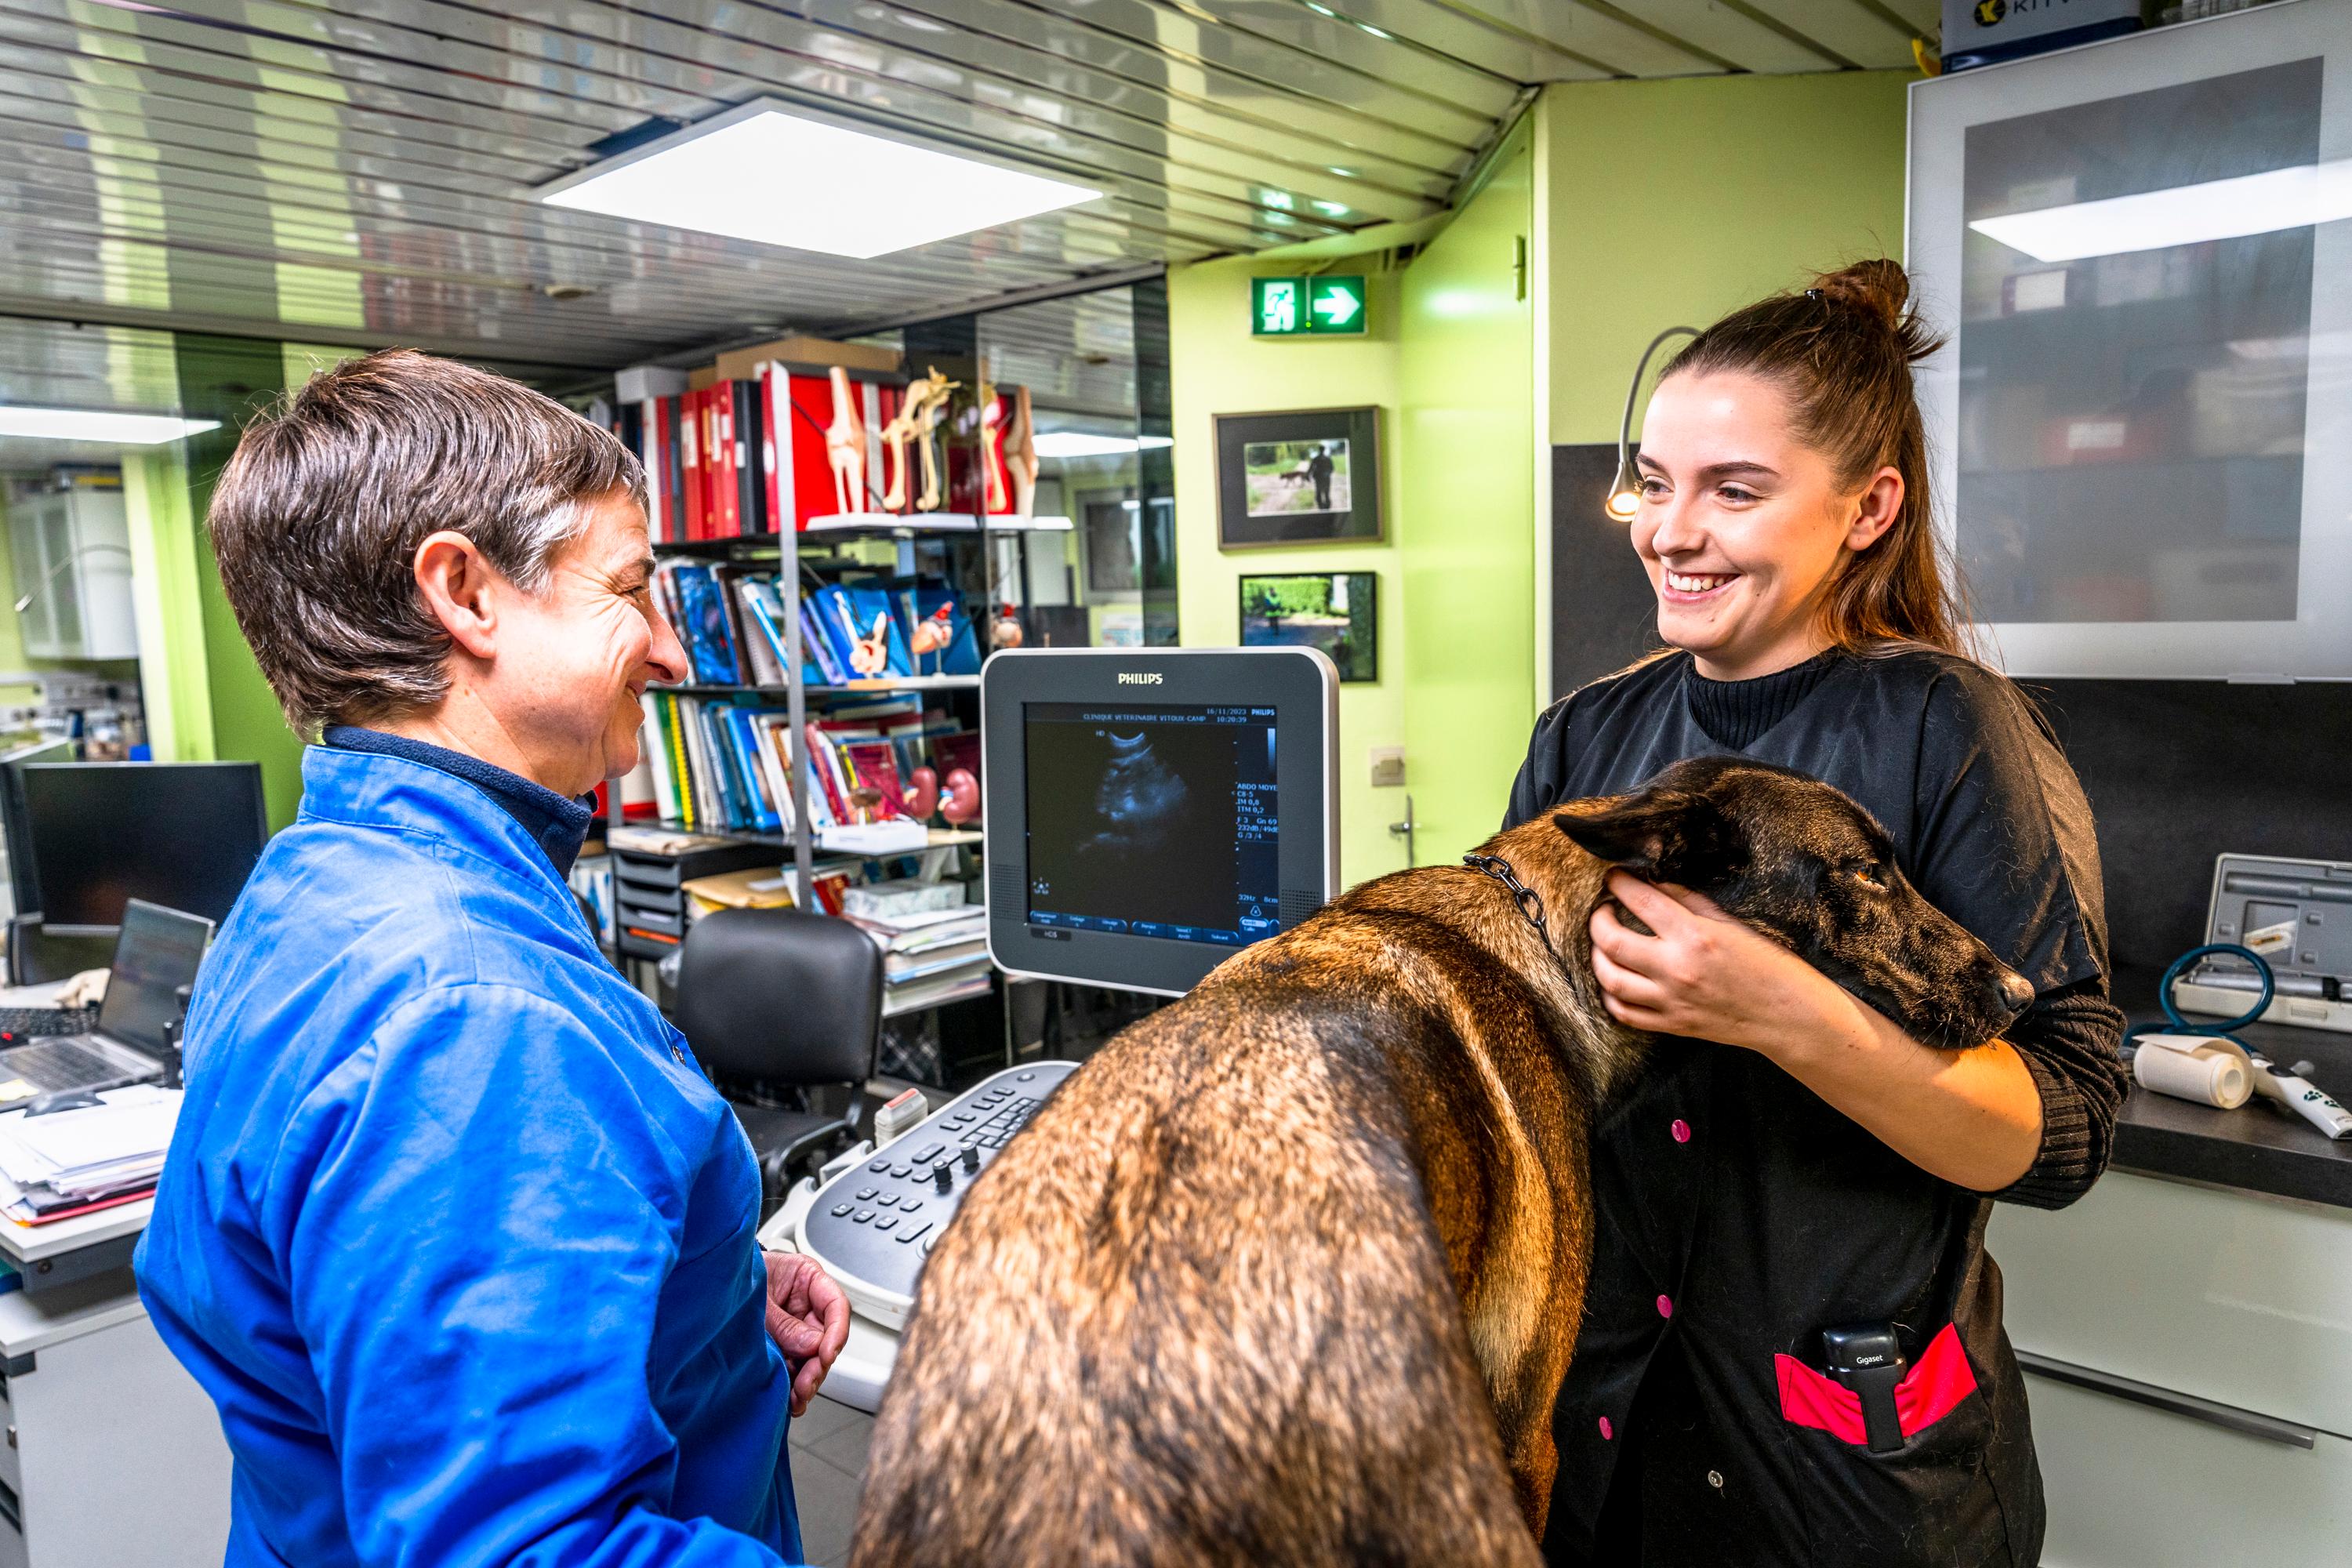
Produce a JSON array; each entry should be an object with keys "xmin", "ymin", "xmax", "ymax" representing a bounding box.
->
[{"xmin": 1993, "ymin": 970, "xmax": 2035, "ymax": 1018}]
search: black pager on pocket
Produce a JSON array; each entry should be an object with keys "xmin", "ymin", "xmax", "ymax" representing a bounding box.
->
[{"xmin": 1822, "ymin": 1323, "xmax": 1907, "ymax": 1454}]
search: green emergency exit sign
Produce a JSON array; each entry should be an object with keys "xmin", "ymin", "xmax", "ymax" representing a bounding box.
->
[{"xmin": 1252, "ymin": 274, "xmax": 1367, "ymax": 336}]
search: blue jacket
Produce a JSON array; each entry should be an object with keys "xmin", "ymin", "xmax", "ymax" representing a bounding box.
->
[{"xmin": 136, "ymin": 745, "xmax": 802, "ymax": 1567}]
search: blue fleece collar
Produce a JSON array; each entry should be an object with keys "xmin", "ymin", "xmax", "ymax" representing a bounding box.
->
[{"xmin": 321, "ymin": 727, "xmax": 595, "ymax": 876}]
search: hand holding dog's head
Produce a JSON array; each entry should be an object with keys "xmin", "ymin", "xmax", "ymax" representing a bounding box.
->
[{"xmin": 1555, "ymin": 756, "xmax": 2035, "ymax": 1051}]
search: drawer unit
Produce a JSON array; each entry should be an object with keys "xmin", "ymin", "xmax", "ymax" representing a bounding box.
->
[
  {"xmin": 611, "ymin": 842, "xmax": 772, "ymax": 961},
  {"xmin": 1990, "ymin": 1171, "xmax": 2352, "ymax": 1437}
]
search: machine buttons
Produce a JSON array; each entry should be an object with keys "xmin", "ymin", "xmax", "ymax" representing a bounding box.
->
[
  {"xmin": 829, "ymin": 1203, "xmax": 853, "ymax": 1218},
  {"xmin": 852, "ymin": 1210, "xmax": 875, "ymax": 1223},
  {"xmin": 898, "ymin": 1200, "xmax": 922, "ymax": 1214},
  {"xmin": 934, "ymin": 1164, "xmax": 953, "ymax": 1192},
  {"xmin": 1017, "ymin": 1071, "xmax": 1036, "ymax": 1081},
  {"xmin": 868, "ymin": 1159, "xmax": 890, "ymax": 1173},
  {"xmin": 890, "ymin": 1164, "xmax": 912, "ymax": 1178},
  {"xmin": 895, "ymin": 1222, "xmax": 931, "ymax": 1245},
  {"xmin": 875, "ymin": 1216, "xmax": 898, "ymax": 1232},
  {"xmin": 912, "ymin": 1143, "xmax": 946, "ymax": 1164},
  {"xmin": 960, "ymin": 1147, "xmax": 980, "ymax": 1173},
  {"xmin": 877, "ymin": 1194, "xmax": 898, "ymax": 1208},
  {"xmin": 855, "ymin": 1187, "xmax": 877, "ymax": 1200}
]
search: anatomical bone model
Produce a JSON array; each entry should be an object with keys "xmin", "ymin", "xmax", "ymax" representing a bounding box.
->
[
  {"xmin": 978, "ymin": 378, "xmax": 1009, "ymax": 514},
  {"xmin": 824, "ymin": 367, "xmax": 865, "ymax": 517},
  {"xmin": 1004, "ymin": 385, "xmax": 1040, "ymax": 519},
  {"xmin": 895, "ymin": 368, "xmax": 960, "ymax": 513}
]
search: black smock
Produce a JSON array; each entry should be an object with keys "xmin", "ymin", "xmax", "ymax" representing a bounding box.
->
[{"xmin": 1503, "ymin": 648, "xmax": 2127, "ymax": 1568}]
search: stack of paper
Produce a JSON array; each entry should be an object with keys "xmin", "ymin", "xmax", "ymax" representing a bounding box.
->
[
  {"xmin": 0, "ymin": 1085, "xmax": 180, "ymax": 1223},
  {"xmin": 847, "ymin": 905, "xmax": 992, "ymax": 1011}
]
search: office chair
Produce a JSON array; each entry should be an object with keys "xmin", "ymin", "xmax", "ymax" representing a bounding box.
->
[{"xmin": 675, "ymin": 907, "xmax": 883, "ymax": 1208}]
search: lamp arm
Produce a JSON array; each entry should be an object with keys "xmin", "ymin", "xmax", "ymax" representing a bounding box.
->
[{"xmin": 1605, "ymin": 326, "xmax": 1702, "ymax": 518}]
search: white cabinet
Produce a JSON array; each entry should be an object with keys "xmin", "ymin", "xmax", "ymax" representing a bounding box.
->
[
  {"xmin": 1908, "ymin": 2, "xmax": 2352, "ymax": 679},
  {"xmin": 1989, "ymin": 1171, "xmax": 2352, "ymax": 1565},
  {"xmin": 5, "ymin": 490, "xmax": 136, "ymax": 662}
]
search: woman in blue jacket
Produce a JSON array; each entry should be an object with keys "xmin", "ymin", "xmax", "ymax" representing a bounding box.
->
[{"xmin": 136, "ymin": 350, "xmax": 848, "ymax": 1566}]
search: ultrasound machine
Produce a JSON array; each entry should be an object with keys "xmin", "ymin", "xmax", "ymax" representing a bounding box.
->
[{"xmin": 757, "ymin": 648, "xmax": 1339, "ymax": 1408}]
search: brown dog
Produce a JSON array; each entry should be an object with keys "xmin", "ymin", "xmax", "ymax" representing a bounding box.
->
[{"xmin": 850, "ymin": 757, "xmax": 2031, "ymax": 1567}]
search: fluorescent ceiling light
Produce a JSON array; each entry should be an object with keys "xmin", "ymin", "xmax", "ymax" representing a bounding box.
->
[
  {"xmin": 0, "ymin": 407, "xmax": 219, "ymax": 445},
  {"xmin": 1969, "ymin": 158, "xmax": 2352, "ymax": 263},
  {"xmin": 1031, "ymin": 433, "xmax": 1172, "ymax": 459},
  {"xmin": 537, "ymin": 100, "xmax": 1102, "ymax": 259}
]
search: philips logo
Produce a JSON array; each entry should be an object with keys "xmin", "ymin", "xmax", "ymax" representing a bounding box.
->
[{"xmin": 1117, "ymin": 672, "xmax": 1163, "ymax": 686}]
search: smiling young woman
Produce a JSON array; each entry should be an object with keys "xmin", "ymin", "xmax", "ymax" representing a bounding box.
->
[{"xmin": 1506, "ymin": 261, "xmax": 2128, "ymax": 1568}]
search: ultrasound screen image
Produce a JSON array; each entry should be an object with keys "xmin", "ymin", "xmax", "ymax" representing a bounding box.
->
[{"xmin": 1023, "ymin": 702, "xmax": 1279, "ymax": 948}]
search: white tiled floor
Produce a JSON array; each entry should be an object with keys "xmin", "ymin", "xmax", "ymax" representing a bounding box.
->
[{"xmin": 788, "ymin": 1394, "xmax": 873, "ymax": 1567}]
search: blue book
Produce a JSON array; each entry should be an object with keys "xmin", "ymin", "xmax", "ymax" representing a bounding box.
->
[
  {"xmin": 724, "ymin": 706, "xmax": 781, "ymax": 832},
  {"xmin": 671, "ymin": 566, "xmax": 742, "ymax": 686},
  {"xmin": 797, "ymin": 596, "xmax": 846, "ymax": 685},
  {"xmin": 699, "ymin": 704, "xmax": 746, "ymax": 828},
  {"xmin": 813, "ymin": 583, "xmax": 892, "ymax": 681}
]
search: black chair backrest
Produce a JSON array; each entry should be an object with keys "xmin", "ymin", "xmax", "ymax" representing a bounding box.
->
[{"xmin": 675, "ymin": 908, "xmax": 882, "ymax": 1088}]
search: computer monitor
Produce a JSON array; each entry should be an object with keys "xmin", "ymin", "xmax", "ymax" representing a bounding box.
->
[
  {"xmin": 19, "ymin": 761, "xmax": 268, "ymax": 929},
  {"xmin": 982, "ymin": 648, "xmax": 1338, "ymax": 996},
  {"xmin": 0, "ymin": 739, "xmax": 78, "ymax": 914},
  {"xmin": 97, "ymin": 899, "xmax": 215, "ymax": 1058}
]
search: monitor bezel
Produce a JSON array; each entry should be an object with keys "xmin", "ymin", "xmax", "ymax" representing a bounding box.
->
[{"xmin": 982, "ymin": 647, "xmax": 1339, "ymax": 997}]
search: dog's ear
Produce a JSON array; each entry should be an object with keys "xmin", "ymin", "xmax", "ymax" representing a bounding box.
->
[{"xmin": 1554, "ymin": 790, "xmax": 1739, "ymax": 885}]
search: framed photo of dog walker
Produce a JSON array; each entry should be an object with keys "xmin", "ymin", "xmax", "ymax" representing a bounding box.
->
[{"xmin": 1213, "ymin": 406, "xmax": 1384, "ymax": 550}]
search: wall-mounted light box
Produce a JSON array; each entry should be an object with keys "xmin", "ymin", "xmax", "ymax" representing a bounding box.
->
[{"xmin": 1251, "ymin": 275, "xmax": 1367, "ymax": 337}]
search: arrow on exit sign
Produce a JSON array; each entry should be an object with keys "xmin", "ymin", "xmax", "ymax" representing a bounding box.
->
[{"xmin": 1251, "ymin": 274, "xmax": 1367, "ymax": 336}]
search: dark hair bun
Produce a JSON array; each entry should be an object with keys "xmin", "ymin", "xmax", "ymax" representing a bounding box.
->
[{"xmin": 1809, "ymin": 259, "xmax": 1939, "ymax": 365}]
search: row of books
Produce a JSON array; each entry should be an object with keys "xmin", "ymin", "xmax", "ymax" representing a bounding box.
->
[
  {"xmin": 613, "ymin": 366, "xmax": 1021, "ymax": 543},
  {"xmin": 844, "ymin": 903, "xmax": 991, "ymax": 1013},
  {"xmin": 655, "ymin": 562, "xmax": 983, "ymax": 688},
  {"xmin": 639, "ymin": 690, "xmax": 981, "ymax": 838}
]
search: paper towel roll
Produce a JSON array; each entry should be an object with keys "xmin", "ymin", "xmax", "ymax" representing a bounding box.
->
[{"xmin": 2134, "ymin": 1039, "xmax": 2252, "ymax": 1109}]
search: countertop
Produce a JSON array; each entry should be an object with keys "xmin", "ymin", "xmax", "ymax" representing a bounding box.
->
[{"xmin": 2108, "ymin": 967, "xmax": 2352, "ymax": 1210}]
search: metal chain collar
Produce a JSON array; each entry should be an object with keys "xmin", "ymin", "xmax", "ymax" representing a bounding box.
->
[{"xmin": 1462, "ymin": 852, "xmax": 1554, "ymax": 956}]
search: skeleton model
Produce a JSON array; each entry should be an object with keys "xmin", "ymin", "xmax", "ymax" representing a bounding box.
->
[
  {"xmin": 823, "ymin": 366, "xmax": 865, "ymax": 517},
  {"xmin": 902, "ymin": 368, "xmax": 961, "ymax": 512}
]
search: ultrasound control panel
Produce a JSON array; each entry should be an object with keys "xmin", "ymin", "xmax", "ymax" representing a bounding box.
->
[{"xmin": 797, "ymin": 1060, "xmax": 1080, "ymax": 1329}]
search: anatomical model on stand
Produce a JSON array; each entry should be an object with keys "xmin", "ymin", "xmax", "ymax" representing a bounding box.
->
[
  {"xmin": 1004, "ymin": 386, "xmax": 1040, "ymax": 520},
  {"xmin": 902, "ymin": 368, "xmax": 960, "ymax": 513},
  {"xmin": 824, "ymin": 366, "xmax": 866, "ymax": 517}
]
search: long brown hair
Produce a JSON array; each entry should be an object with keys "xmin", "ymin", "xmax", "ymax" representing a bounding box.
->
[{"xmin": 1661, "ymin": 259, "xmax": 1969, "ymax": 658}]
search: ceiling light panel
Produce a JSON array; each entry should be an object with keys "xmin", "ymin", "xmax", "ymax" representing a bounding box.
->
[
  {"xmin": 0, "ymin": 407, "xmax": 219, "ymax": 445},
  {"xmin": 537, "ymin": 102, "xmax": 1103, "ymax": 260},
  {"xmin": 1969, "ymin": 158, "xmax": 2352, "ymax": 263}
]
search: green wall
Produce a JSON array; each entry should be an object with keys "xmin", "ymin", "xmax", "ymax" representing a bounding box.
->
[
  {"xmin": 1170, "ymin": 122, "xmax": 1537, "ymax": 889},
  {"xmin": 1170, "ymin": 265, "xmax": 1408, "ymax": 889},
  {"xmin": 1543, "ymin": 71, "xmax": 1913, "ymax": 445}
]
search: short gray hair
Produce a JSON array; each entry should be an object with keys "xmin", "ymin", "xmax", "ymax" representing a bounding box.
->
[{"xmin": 208, "ymin": 349, "xmax": 648, "ymax": 735}]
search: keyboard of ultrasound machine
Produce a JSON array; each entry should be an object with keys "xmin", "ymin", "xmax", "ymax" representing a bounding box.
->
[
  {"xmin": 797, "ymin": 1060, "xmax": 1081, "ymax": 1327},
  {"xmin": 0, "ymin": 1006, "xmax": 100, "ymax": 1042}
]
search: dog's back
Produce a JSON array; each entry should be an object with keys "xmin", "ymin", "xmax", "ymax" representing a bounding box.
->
[{"xmin": 852, "ymin": 848, "xmax": 1614, "ymax": 1568}]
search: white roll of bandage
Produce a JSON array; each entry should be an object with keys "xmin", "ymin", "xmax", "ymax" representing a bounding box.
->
[{"xmin": 2132, "ymin": 1034, "xmax": 2253, "ymax": 1110}]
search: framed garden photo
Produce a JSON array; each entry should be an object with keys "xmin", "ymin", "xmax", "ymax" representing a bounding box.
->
[
  {"xmin": 1239, "ymin": 572, "xmax": 1377, "ymax": 683},
  {"xmin": 1213, "ymin": 405, "xmax": 1383, "ymax": 549}
]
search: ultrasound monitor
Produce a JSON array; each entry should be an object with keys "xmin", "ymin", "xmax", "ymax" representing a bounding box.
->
[
  {"xmin": 982, "ymin": 648, "xmax": 1338, "ymax": 996},
  {"xmin": 20, "ymin": 761, "xmax": 269, "ymax": 929}
]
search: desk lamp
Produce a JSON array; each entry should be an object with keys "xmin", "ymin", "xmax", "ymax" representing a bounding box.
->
[{"xmin": 1602, "ymin": 326, "xmax": 1700, "ymax": 521}]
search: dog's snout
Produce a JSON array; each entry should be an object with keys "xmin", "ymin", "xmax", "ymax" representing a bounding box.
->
[{"xmin": 1994, "ymin": 971, "xmax": 2034, "ymax": 1016}]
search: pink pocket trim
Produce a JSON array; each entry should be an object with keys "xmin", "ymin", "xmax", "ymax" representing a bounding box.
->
[{"xmin": 1774, "ymin": 1322, "xmax": 1979, "ymax": 1446}]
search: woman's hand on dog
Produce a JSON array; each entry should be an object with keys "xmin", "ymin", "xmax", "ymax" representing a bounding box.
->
[{"xmin": 1588, "ymin": 869, "xmax": 1857, "ymax": 1057}]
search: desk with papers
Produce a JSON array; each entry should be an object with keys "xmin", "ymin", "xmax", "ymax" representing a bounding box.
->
[{"xmin": 0, "ymin": 1090, "xmax": 229, "ymax": 1566}]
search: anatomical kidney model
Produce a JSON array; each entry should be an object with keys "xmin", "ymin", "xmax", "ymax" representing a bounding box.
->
[
  {"xmin": 990, "ymin": 606, "xmax": 1025, "ymax": 651},
  {"xmin": 939, "ymin": 768, "xmax": 982, "ymax": 826},
  {"xmin": 824, "ymin": 367, "xmax": 866, "ymax": 517},
  {"xmin": 1005, "ymin": 386, "xmax": 1039, "ymax": 519},
  {"xmin": 905, "ymin": 765, "xmax": 942, "ymax": 821}
]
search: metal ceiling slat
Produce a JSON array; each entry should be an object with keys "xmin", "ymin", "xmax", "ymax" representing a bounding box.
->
[
  {"xmin": 0, "ymin": 88, "xmax": 1312, "ymax": 262},
  {"xmin": 1872, "ymin": 0, "xmax": 1944, "ymax": 34},
  {"xmin": 1349, "ymin": 0, "xmax": 1715, "ymax": 78},
  {"xmin": 838, "ymin": 0, "xmax": 1504, "ymax": 153},
  {"xmin": 0, "ymin": 37, "xmax": 1373, "ymax": 249},
  {"xmin": 1151, "ymin": 0, "xmax": 1521, "ymax": 107},
  {"xmin": 1572, "ymin": 0, "xmax": 1844, "ymax": 73},
  {"xmin": 1759, "ymin": 0, "xmax": 1923, "ymax": 66},
  {"xmin": 208, "ymin": 0, "xmax": 1454, "ymax": 216}
]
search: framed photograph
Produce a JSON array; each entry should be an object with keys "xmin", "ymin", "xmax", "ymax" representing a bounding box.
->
[
  {"xmin": 1240, "ymin": 572, "xmax": 1377, "ymax": 683},
  {"xmin": 1214, "ymin": 406, "xmax": 1382, "ymax": 548}
]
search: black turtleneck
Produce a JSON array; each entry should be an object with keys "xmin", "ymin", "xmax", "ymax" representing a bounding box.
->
[
  {"xmin": 1682, "ymin": 649, "xmax": 1841, "ymax": 751},
  {"xmin": 322, "ymin": 726, "xmax": 596, "ymax": 875}
]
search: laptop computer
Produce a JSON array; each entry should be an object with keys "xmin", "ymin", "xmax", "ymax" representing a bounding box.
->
[{"xmin": 0, "ymin": 900, "xmax": 213, "ymax": 1098}]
